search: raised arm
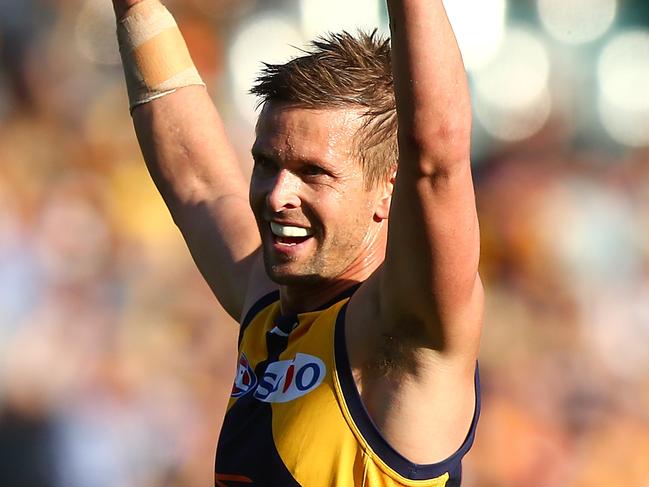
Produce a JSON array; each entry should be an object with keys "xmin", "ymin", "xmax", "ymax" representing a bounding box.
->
[
  {"xmin": 343, "ymin": 0, "xmax": 483, "ymax": 465},
  {"xmin": 383, "ymin": 0, "xmax": 482, "ymax": 358},
  {"xmin": 112, "ymin": 0, "xmax": 265, "ymax": 319}
]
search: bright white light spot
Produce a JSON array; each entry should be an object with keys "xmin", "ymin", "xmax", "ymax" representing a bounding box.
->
[
  {"xmin": 229, "ymin": 14, "xmax": 305, "ymax": 124},
  {"xmin": 474, "ymin": 27, "xmax": 551, "ymax": 141},
  {"xmin": 475, "ymin": 28, "xmax": 550, "ymax": 110},
  {"xmin": 443, "ymin": 0, "xmax": 507, "ymax": 70},
  {"xmin": 599, "ymin": 97, "xmax": 649, "ymax": 147},
  {"xmin": 300, "ymin": 0, "xmax": 384, "ymax": 39},
  {"xmin": 598, "ymin": 30, "xmax": 649, "ymax": 146},
  {"xmin": 538, "ymin": 0, "xmax": 617, "ymax": 44},
  {"xmin": 75, "ymin": 0, "xmax": 121, "ymax": 65},
  {"xmin": 476, "ymin": 90, "xmax": 552, "ymax": 142},
  {"xmin": 599, "ymin": 31, "xmax": 649, "ymax": 111}
]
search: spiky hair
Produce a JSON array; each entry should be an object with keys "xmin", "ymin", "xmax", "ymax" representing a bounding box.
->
[{"xmin": 251, "ymin": 31, "xmax": 398, "ymax": 188}]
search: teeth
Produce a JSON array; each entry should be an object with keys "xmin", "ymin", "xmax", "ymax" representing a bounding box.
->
[{"xmin": 270, "ymin": 222, "xmax": 313, "ymax": 238}]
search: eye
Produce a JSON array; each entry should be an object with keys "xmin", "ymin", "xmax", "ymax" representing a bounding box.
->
[
  {"xmin": 253, "ymin": 156, "xmax": 278, "ymax": 175},
  {"xmin": 301, "ymin": 164, "xmax": 327, "ymax": 177}
]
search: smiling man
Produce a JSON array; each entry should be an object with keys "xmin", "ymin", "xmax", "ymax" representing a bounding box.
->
[
  {"xmin": 112, "ymin": 0, "xmax": 483, "ymax": 485},
  {"xmin": 250, "ymin": 102, "xmax": 390, "ymax": 296}
]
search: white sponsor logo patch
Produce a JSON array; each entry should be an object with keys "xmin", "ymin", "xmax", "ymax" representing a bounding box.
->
[{"xmin": 252, "ymin": 353, "xmax": 326, "ymax": 403}]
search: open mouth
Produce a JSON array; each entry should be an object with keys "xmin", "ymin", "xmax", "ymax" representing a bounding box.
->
[{"xmin": 270, "ymin": 222, "xmax": 314, "ymax": 246}]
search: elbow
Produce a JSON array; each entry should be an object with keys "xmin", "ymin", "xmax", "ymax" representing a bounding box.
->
[
  {"xmin": 398, "ymin": 120, "xmax": 472, "ymax": 176},
  {"xmin": 160, "ymin": 178, "xmax": 210, "ymax": 222}
]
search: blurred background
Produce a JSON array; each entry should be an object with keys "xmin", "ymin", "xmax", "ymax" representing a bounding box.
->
[{"xmin": 1, "ymin": 0, "xmax": 649, "ymax": 485}]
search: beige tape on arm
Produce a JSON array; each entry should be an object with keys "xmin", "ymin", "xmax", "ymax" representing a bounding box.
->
[{"xmin": 117, "ymin": 0, "xmax": 205, "ymax": 110}]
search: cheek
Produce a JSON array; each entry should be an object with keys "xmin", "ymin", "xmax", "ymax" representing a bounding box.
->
[{"xmin": 325, "ymin": 193, "xmax": 373, "ymax": 236}]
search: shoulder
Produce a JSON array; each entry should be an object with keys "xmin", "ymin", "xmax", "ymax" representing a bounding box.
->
[{"xmin": 342, "ymin": 270, "xmax": 481, "ymax": 466}]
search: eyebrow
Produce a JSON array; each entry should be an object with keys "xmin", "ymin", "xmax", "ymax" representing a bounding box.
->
[
  {"xmin": 250, "ymin": 147, "xmax": 277, "ymax": 160},
  {"xmin": 251, "ymin": 146, "xmax": 330, "ymax": 169}
]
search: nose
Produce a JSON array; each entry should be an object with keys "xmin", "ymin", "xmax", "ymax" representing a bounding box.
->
[{"xmin": 266, "ymin": 169, "xmax": 301, "ymax": 212}]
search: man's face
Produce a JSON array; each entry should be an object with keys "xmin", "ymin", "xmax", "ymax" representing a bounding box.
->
[{"xmin": 249, "ymin": 102, "xmax": 385, "ymax": 286}]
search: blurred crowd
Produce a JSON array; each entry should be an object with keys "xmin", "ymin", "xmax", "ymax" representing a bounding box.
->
[{"xmin": 1, "ymin": 1, "xmax": 648, "ymax": 486}]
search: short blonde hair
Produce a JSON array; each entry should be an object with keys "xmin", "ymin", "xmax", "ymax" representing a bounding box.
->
[{"xmin": 251, "ymin": 31, "xmax": 398, "ymax": 189}]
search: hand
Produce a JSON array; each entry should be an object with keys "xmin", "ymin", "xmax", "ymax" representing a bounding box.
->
[{"xmin": 112, "ymin": 0, "xmax": 147, "ymax": 19}]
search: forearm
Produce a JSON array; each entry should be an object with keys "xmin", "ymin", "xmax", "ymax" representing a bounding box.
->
[
  {"xmin": 132, "ymin": 88, "xmax": 250, "ymax": 214},
  {"xmin": 113, "ymin": 0, "xmax": 260, "ymax": 317},
  {"xmin": 387, "ymin": 0, "xmax": 472, "ymax": 167},
  {"xmin": 113, "ymin": 0, "xmax": 251, "ymax": 220},
  {"xmin": 133, "ymin": 91, "xmax": 259, "ymax": 319}
]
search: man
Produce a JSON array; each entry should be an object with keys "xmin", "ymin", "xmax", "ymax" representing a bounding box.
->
[{"xmin": 112, "ymin": 0, "xmax": 483, "ymax": 485}]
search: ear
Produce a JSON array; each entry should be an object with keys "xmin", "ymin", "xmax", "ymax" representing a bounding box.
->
[{"xmin": 373, "ymin": 169, "xmax": 396, "ymax": 222}]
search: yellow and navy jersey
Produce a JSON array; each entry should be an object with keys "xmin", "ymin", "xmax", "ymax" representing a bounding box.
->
[{"xmin": 215, "ymin": 287, "xmax": 480, "ymax": 486}]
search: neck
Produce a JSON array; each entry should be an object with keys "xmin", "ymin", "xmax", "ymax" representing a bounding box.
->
[
  {"xmin": 279, "ymin": 278, "xmax": 360, "ymax": 315},
  {"xmin": 279, "ymin": 226, "xmax": 386, "ymax": 314}
]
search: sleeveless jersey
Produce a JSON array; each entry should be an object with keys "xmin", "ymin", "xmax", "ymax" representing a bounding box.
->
[{"xmin": 215, "ymin": 288, "xmax": 480, "ymax": 486}]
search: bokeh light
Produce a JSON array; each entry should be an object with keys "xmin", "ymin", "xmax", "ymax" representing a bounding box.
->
[
  {"xmin": 300, "ymin": 0, "xmax": 384, "ymax": 39},
  {"xmin": 598, "ymin": 30, "xmax": 649, "ymax": 146},
  {"xmin": 599, "ymin": 97, "xmax": 649, "ymax": 147},
  {"xmin": 474, "ymin": 27, "xmax": 551, "ymax": 141},
  {"xmin": 75, "ymin": 0, "xmax": 121, "ymax": 65},
  {"xmin": 476, "ymin": 91, "xmax": 552, "ymax": 142},
  {"xmin": 229, "ymin": 14, "xmax": 304, "ymax": 124},
  {"xmin": 443, "ymin": 0, "xmax": 507, "ymax": 71},
  {"xmin": 538, "ymin": 0, "xmax": 617, "ymax": 44}
]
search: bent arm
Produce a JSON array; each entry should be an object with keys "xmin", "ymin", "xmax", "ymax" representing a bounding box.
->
[
  {"xmin": 383, "ymin": 0, "xmax": 483, "ymax": 358},
  {"xmin": 113, "ymin": 0, "xmax": 263, "ymax": 319}
]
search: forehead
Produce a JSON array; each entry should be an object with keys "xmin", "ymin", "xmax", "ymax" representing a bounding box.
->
[{"xmin": 253, "ymin": 102, "xmax": 363, "ymax": 163}]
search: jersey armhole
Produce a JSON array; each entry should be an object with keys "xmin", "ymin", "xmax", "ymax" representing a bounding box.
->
[{"xmin": 333, "ymin": 302, "xmax": 481, "ymax": 481}]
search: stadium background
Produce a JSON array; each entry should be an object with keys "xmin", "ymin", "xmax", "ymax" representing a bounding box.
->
[{"xmin": 1, "ymin": 0, "xmax": 649, "ymax": 485}]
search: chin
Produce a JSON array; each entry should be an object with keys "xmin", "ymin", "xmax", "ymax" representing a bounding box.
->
[{"xmin": 265, "ymin": 263, "xmax": 324, "ymax": 287}]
